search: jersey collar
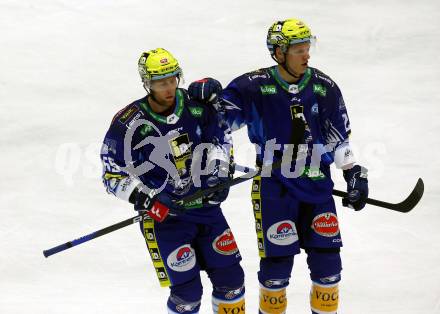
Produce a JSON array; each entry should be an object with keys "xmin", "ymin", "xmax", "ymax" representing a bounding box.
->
[
  {"xmin": 140, "ymin": 89, "xmax": 184, "ymax": 124},
  {"xmin": 270, "ymin": 66, "xmax": 312, "ymax": 94}
]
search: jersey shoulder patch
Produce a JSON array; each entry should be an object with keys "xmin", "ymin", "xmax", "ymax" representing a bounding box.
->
[
  {"xmin": 311, "ymin": 68, "xmax": 336, "ymax": 88},
  {"xmin": 243, "ymin": 67, "xmax": 272, "ymax": 81},
  {"xmin": 111, "ymin": 98, "xmax": 145, "ymax": 126},
  {"xmin": 231, "ymin": 67, "xmax": 273, "ymax": 95}
]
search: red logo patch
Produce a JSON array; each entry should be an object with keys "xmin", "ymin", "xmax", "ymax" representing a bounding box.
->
[
  {"xmin": 213, "ymin": 229, "xmax": 238, "ymax": 255},
  {"xmin": 160, "ymin": 58, "xmax": 168, "ymax": 64},
  {"xmin": 311, "ymin": 213, "xmax": 339, "ymax": 237}
]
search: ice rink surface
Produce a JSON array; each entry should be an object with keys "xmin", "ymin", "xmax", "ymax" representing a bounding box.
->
[{"xmin": 1, "ymin": 0, "xmax": 439, "ymax": 313}]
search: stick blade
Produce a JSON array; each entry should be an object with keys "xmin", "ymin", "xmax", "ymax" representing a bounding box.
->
[{"xmin": 390, "ymin": 178, "xmax": 424, "ymax": 213}]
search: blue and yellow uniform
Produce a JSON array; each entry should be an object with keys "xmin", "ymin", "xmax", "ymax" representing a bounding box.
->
[
  {"xmin": 100, "ymin": 88, "xmax": 244, "ymax": 314},
  {"xmin": 216, "ymin": 65, "xmax": 354, "ymax": 314}
]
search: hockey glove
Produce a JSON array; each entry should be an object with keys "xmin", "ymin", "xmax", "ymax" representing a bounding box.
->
[
  {"xmin": 188, "ymin": 78, "xmax": 222, "ymax": 105},
  {"xmin": 134, "ymin": 188, "xmax": 184, "ymax": 222},
  {"xmin": 204, "ymin": 160, "xmax": 234, "ymax": 205},
  {"xmin": 342, "ymin": 165, "xmax": 369, "ymax": 211}
]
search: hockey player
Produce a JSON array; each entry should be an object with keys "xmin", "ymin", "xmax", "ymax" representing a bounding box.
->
[
  {"xmin": 100, "ymin": 48, "xmax": 245, "ymax": 314},
  {"xmin": 188, "ymin": 19, "xmax": 369, "ymax": 314}
]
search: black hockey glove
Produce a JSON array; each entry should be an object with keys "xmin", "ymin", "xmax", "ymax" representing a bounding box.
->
[
  {"xmin": 134, "ymin": 188, "xmax": 184, "ymax": 222},
  {"xmin": 204, "ymin": 160, "xmax": 234, "ymax": 205},
  {"xmin": 342, "ymin": 165, "xmax": 369, "ymax": 211},
  {"xmin": 188, "ymin": 78, "xmax": 222, "ymax": 105}
]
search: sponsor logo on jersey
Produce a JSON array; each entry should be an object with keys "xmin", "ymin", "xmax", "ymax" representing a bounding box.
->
[
  {"xmin": 188, "ymin": 106, "xmax": 204, "ymax": 118},
  {"xmin": 267, "ymin": 220, "xmax": 298, "ymax": 245},
  {"xmin": 119, "ymin": 105, "xmax": 139, "ymax": 124},
  {"xmin": 182, "ymin": 197, "xmax": 202, "ymax": 209},
  {"xmin": 315, "ymin": 73, "xmax": 335, "ymax": 87},
  {"xmin": 247, "ymin": 69, "xmax": 270, "ymax": 81},
  {"xmin": 167, "ymin": 245, "xmax": 196, "ymax": 272},
  {"xmin": 212, "ymin": 229, "xmax": 239, "ymax": 256},
  {"xmin": 260, "ymin": 85, "xmax": 277, "ymax": 95},
  {"xmin": 313, "ymin": 84, "xmax": 327, "ymax": 97},
  {"xmin": 300, "ymin": 166, "xmax": 326, "ymax": 181},
  {"xmin": 311, "ymin": 213, "xmax": 340, "ymax": 237},
  {"xmin": 126, "ymin": 111, "xmax": 144, "ymax": 128}
]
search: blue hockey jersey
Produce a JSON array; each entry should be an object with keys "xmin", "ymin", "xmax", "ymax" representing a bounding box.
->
[
  {"xmin": 100, "ymin": 89, "xmax": 232, "ymax": 218},
  {"xmin": 218, "ymin": 66, "xmax": 355, "ymax": 203}
]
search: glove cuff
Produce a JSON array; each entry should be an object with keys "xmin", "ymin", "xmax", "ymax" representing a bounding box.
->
[{"xmin": 343, "ymin": 165, "xmax": 368, "ymax": 182}]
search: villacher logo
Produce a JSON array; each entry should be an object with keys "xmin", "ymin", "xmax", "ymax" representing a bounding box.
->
[
  {"xmin": 212, "ymin": 229, "xmax": 238, "ymax": 256},
  {"xmin": 311, "ymin": 213, "xmax": 340, "ymax": 237}
]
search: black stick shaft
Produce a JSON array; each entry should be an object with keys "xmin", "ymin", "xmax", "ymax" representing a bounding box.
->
[{"xmin": 43, "ymin": 213, "xmax": 148, "ymax": 258}]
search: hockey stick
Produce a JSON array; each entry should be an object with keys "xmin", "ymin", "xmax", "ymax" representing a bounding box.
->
[
  {"xmin": 43, "ymin": 213, "xmax": 149, "ymax": 258},
  {"xmin": 235, "ymin": 164, "xmax": 424, "ymax": 212},
  {"xmin": 332, "ymin": 178, "xmax": 424, "ymax": 213},
  {"xmin": 181, "ymin": 163, "xmax": 424, "ymax": 213},
  {"xmin": 43, "ymin": 161, "xmax": 423, "ymax": 257},
  {"xmin": 42, "ymin": 160, "xmax": 284, "ymax": 258}
]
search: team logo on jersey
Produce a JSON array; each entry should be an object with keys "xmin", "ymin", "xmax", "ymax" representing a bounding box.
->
[
  {"xmin": 290, "ymin": 104, "xmax": 306, "ymax": 121},
  {"xmin": 212, "ymin": 229, "xmax": 239, "ymax": 256},
  {"xmin": 311, "ymin": 213, "xmax": 339, "ymax": 237},
  {"xmin": 167, "ymin": 245, "xmax": 196, "ymax": 272},
  {"xmin": 168, "ymin": 133, "xmax": 192, "ymax": 176},
  {"xmin": 267, "ymin": 220, "xmax": 298, "ymax": 245}
]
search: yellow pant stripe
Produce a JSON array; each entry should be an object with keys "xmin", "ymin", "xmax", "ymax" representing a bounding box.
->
[
  {"xmin": 143, "ymin": 216, "xmax": 171, "ymax": 287},
  {"xmin": 251, "ymin": 176, "xmax": 266, "ymax": 258}
]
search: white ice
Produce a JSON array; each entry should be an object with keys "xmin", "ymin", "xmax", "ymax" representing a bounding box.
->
[{"xmin": 1, "ymin": 0, "xmax": 439, "ymax": 313}]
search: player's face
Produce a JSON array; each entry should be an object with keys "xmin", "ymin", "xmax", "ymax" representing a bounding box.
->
[
  {"xmin": 285, "ymin": 42, "xmax": 311, "ymax": 75},
  {"xmin": 150, "ymin": 76, "xmax": 178, "ymax": 107}
]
